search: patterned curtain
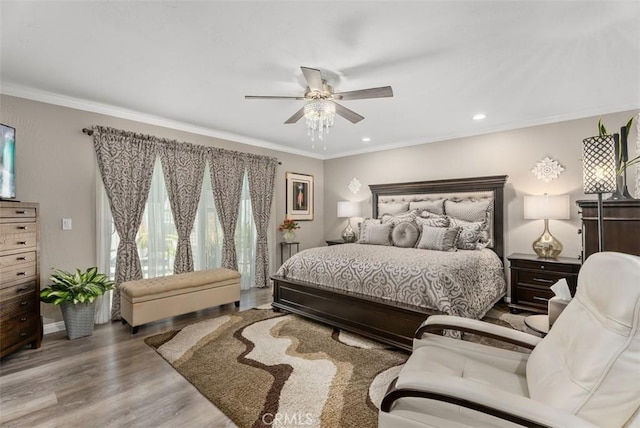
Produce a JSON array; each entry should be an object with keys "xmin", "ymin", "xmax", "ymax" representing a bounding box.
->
[
  {"xmin": 160, "ymin": 141, "xmax": 206, "ymax": 274},
  {"xmin": 246, "ymin": 155, "xmax": 278, "ymax": 288},
  {"xmin": 92, "ymin": 126, "xmax": 157, "ymax": 320},
  {"xmin": 208, "ymin": 148, "xmax": 246, "ymax": 270}
]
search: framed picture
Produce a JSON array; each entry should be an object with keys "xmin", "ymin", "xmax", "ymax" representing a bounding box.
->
[{"xmin": 286, "ymin": 172, "xmax": 314, "ymax": 221}]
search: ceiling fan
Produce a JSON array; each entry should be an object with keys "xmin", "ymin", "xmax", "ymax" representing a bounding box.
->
[{"xmin": 245, "ymin": 66, "xmax": 393, "ymax": 141}]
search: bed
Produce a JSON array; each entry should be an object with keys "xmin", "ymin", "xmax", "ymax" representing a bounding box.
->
[{"xmin": 271, "ymin": 175, "xmax": 508, "ymax": 351}]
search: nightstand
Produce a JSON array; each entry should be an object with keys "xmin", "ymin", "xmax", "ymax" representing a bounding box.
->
[
  {"xmin": 325, "ymin": 239, "xmax": 346, "ymax": 246},
  {"xmin": 280, "ymin": 241, "xmax": 300, "ymax": 264},
  {"xmin": 507, "ymin": 253, "xmax": 581, "ymax": 314}
]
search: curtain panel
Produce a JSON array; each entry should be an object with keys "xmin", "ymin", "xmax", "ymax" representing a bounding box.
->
[
  {"xmin": 208, "ymin": 148, "xmax": 246, "ymax": 271},
  {"xmin": 92, "ymin": 126, "xmax": 158, "ymax": 320},
  {"xmin": 159, "ymin": 142, "xmax": 206, "ymax": 274},
  {"xmin": 246, "ymin": 155, "xmax": 278, "ymax": 288}
]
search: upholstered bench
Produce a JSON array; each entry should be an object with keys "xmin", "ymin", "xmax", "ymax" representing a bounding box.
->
[{"xmin": 120, "ymin": 268, "xmax": 241, "ymax": 334}]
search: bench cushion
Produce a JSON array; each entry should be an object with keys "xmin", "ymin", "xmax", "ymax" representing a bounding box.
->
[{"xmin": 120, "ymin": 268, "xmax": 240, "ymax": 299}]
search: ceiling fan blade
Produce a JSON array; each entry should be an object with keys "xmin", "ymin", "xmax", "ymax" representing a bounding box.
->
[
  {"xmin": 245, "ymin": 95, "xmax": 305, "ymax": 100},
  {"xmin": 301, "ymin": 67, "xmax": 323, "ymax": 92},
  {"xmin": 333, "ymin": 86, "xmax": 393, "ymax": 100},
  {"xmin": 284, "ymin": 107, "xmax": 305, "ymax": 124},
  {"xmin": 332, "ymin": 102, "xmax": 364, "ymax": 124}
]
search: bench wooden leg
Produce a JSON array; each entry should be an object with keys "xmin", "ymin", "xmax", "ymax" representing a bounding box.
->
[
  {"xmin": 131, "ymin": 326, "xmax": 139, "ymax": 335},
  {"xmin": 121, "ymin": 319, "xmax": 127, "ymax": 325},
  {"xmin": 234, "ymin": 300, "xmax": 240, "ymax": 308}
]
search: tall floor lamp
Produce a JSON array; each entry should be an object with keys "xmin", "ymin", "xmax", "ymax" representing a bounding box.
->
[{"xmin": 582, "ymin": 135, "xmax": 617, "ymax": 252}]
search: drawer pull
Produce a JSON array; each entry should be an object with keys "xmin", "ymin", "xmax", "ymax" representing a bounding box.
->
[
  {"xmin": 16, "ymin": 256, "xmax": 26, "ymax": 261},
  {"xmin": 533, "ymin": 278, "xmax": 554, "ymax": 284},
  {"xmin": 15, "ymin": 210, "xmax": 26, "ymax": 214},
  {"xmin": 17, "ymin": 286, "xmax": 29, "ymax": 292},
  {"xmin": 539, "ymin": 266, "xmax": 545, "ymax": 270},
  {"xmin": 17, "ymin": 226, "xmax": 28, "ymax": 230},
  {"xmin": 20, "ymin": 317, "xmax": 27, "ymax": 322},
  {"xmin": 17, "ymin": 241, "xmax": 27, "ymax": 245},
  {"xmin": 20, "ymin": 332, "xmax": 28, "ymax": 337},
  {"xmin": 533, "ymin": 296, "xmax": 549, "ymax": 302},
  {"xmin": 20, "ymin": 301, "xmax": 29, "ymax": 306},
  {"xmin": 16, "ymin": 271, "xmax": 27, "ymax": 276}
]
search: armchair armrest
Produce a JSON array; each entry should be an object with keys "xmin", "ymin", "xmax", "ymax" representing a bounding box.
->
[
  {"xmin": 381, "ymin": 376, "xmax": 599, "ymax": 428},
  {"xmin": 416, "ymin": 315, "xmax": 542, "ymax": 349}
]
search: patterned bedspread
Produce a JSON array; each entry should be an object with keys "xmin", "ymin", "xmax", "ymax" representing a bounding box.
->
[{"xmin": 275, "ymin": 244, "xmax": 506, "ymax": 320}]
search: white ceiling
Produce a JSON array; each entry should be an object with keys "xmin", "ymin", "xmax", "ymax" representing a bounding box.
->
[{"xmin": 1, "ymin": 1, "xmax": 639, "ymax": 159}]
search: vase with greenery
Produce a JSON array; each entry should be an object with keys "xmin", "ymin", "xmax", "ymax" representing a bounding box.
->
[
  {"xmin": 597, "ymin": 117, "xmax": 638, "ymax": 199},
  {"xmin": 278, "ymin": 218, "xmax": 300, "ymax": 242},
  {"xmin": 40, "ymin": 267, "xmax": 115, "ymax": 339}
]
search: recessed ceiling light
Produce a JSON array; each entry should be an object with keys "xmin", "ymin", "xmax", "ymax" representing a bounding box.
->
[
  {"xmin": 361, "ymin": 137, "xmax": 371, "ymax": 142},
  {"xmin": 473, "ymin": 113, "xmax": 486, "ymax": 121}
]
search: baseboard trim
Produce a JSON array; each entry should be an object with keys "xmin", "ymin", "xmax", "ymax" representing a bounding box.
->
[{"xmin": 43, "ymin": 321, "xmax": 66, "ymax": 335}]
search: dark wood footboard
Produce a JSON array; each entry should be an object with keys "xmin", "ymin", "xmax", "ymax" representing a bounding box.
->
[{"xmin": 271, "ymin": 275, "xmax": 440, "ymax": 351}]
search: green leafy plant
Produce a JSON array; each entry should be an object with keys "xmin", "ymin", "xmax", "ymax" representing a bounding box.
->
[
  {"xmin": 40, "ymin": 267, "xmax": 115, "ymax": 305},
  {"xmin": 597, "ymin": 117, "xmax": 639, "ymax": 174}
]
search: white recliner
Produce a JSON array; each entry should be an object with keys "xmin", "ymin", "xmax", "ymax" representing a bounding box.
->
[{"xmin": 379, "ymin": 252, "xmax": 640, "ymax": 428}]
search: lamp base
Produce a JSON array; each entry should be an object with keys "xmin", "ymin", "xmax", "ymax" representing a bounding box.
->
[
  {"xmin": 341, "ymin": 220, "xmax": 357, "ymax": 243},
  {"xmin": 532, "ymin": 219, "xmax": 563, "ymax": 258}
]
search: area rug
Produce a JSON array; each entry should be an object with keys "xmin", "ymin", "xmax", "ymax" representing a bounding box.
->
[{"xmin": 145, "ymin": 308, "xmax": 408, "ymax": 428}]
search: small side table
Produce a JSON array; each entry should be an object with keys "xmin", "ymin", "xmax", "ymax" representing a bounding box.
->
[
  {"xmin": 524, "ymin": 314, "xmax": 549, "ymax": 337},
  {"xmin": 326, "ymin": 239, "xmax": 346, "ymax": 246},
  {"xmin": 280, "ymin": 241, "xmax": 300, "ymax": 264}
]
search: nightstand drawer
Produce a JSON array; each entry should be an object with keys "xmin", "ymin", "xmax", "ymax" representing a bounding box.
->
[
  {"xmin": 516, "ymin": 286, "xmax": 554, "ymax": 309},
  {"xmin": 511, "ymin": 259, "xmax": 579, "ymax": 274},
  {"xmin": 517, "ymin": 270, "xmax": 567, "ymax": 287}
]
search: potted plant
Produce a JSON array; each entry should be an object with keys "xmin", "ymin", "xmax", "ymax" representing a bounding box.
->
[
  {"xmin": 40, "ymin": 267, "xmax": 114, "ymax": 339},
  {"xmin": 278, "ymin": 218, "xmax": 300, "ymax": 242}
]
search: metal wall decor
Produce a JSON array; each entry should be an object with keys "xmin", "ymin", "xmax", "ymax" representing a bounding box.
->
[
  {"xmin": 348, "ymin": 177, "xmax": 362, "ymax": 194},
  {"xmin": 531, "ymin": 157, "xmax": 565, "ymax": 183}
]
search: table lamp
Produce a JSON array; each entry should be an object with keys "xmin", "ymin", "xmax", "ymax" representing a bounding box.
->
[
  {"xmin": 524, "ymin": 194, "xmax": 570, "ymax": 258},
  {"xmin": 337, "ymin": 201, "xmax": 360, "ymax": 242}
]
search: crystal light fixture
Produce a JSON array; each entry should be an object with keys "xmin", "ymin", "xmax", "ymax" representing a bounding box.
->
[{"xmin": 304, "ymin": 99, "xmax": 335, "ymax": 144}]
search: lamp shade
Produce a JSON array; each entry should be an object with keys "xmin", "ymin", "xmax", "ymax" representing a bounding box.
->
[
  {"xmin": 583, "ymin": 135, "xmax": 617, "ymax": 194},
  {"xmin": 337, "ymin": 201, "xmax": 361, "ymax": 218},
  {"xmin": 524, "ymin": 194, "xmax": 570, "ymax": 220}
]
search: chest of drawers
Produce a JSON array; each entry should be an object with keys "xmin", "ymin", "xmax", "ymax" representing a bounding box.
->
[{"xmin": 0, "ymin": 201, "xmax": 41, "ymax": 358}]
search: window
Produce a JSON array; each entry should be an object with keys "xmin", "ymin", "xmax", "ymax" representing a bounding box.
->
[{"xmin": 99, "ymin": 159, "xmax": 257, "ymax": 290}]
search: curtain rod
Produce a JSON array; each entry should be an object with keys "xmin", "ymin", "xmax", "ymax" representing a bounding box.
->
[{"xmin": 82, "ymin": 128, "xmax": 281, "ymax": 164}]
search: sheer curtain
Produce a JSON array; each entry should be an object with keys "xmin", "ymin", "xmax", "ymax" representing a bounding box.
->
[{"xmin": 98, "ymin": 160, "xmax": 258, "ymax": 301}]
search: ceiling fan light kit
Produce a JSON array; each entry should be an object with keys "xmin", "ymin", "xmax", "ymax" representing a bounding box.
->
[
  {"xmin": 304, "ymin": 99, "xmax": 335, "ymax": 143},
  {"xmin": 245, "ymin": 66, "xmax": 393, "ymax": 148}
]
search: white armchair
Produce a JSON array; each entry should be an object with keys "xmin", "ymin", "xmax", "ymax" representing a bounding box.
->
[{"xmin": 379, "ymin": 252, "xmax": 640, "ymax": 428}]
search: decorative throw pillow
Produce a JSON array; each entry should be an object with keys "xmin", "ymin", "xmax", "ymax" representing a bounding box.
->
[
  {"xmin": 449, "ymin": 218, "xmax": 490, "ymax": 250},
  {"xmin": 381, "ymin": 210, "xmax": 417, "ymax": 226},
  {"xmin": 377, "ymin": 201, "xmax": 410, "ymax": 217},
  {"xmin": 415, "ymin": 214, "xmax": 449, "ymax": 228},
  {"xmin": 358, "ymin": 222, "xmax": 392, "ymax": 246},
  {"xmin": 409, "ymin": 199, "xmax": 445, "ymax": 215},
  {"xmin": 444, "ymin": 199, "xmax": 492, "ymax": 223},
  {"xmin": 416, "ymin": 225, "xmax": 460, "ymax": 251},
  {"xmin": 358, "ymin": 218, "xmax": 380, "ymax": 241},
  {"xmin": 391, "ymin": 221, "xmax": 420, "ymax": 248}
]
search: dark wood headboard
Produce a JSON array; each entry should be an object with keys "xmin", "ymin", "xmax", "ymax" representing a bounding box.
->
[{"xmin": 369, "ymin": 175, "xmax": 508, "ymax": 260}]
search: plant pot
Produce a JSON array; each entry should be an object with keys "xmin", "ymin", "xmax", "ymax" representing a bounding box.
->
[{"xmin": 60, "ymin": 301, "xmax": 97, "ymax": 340}]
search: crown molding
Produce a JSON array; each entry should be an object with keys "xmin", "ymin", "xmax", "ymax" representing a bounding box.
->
[{"xmin": 1, "ymin": 83, "xmax": 326, "ymax": 160}]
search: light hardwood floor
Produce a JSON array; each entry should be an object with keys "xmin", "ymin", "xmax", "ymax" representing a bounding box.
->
[{"xmin": 0, "ymin": 287, "xmax": 272, "ymax": 428}]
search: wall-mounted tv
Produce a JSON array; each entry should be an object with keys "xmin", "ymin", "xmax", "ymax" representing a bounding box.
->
[{"xmin": 0, "ymin": 124, "xmax": 16, "ymax": 200}]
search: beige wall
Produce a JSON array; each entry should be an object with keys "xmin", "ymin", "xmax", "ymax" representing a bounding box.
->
[
  {"xmin": 1, "ymin": 95, "xmax": 325, "ymax": 323},
  {"xmin": 323, "ymin": 110, "xmax": 639, "ymax": 285}
]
